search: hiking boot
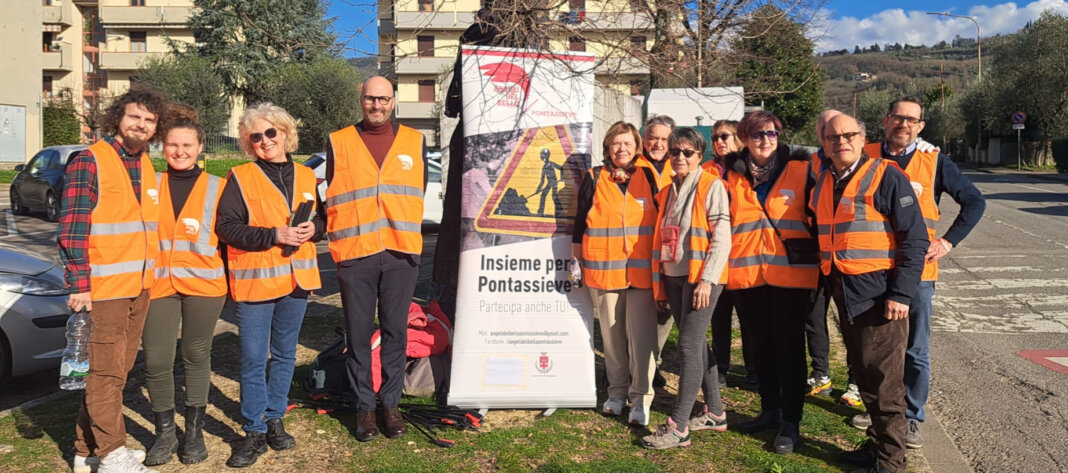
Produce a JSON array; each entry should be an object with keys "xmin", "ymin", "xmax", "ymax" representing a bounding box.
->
[
  {"xmin": 383, "ymin": 407, "xmax": 407, "ymax": 438},
  {"xmin": 905, "ymin": 419, "xmax": 923, "ymax": 449},
  {"xmin": 144, "ymin": 410, "xmax": 178, "ymax": 466},
  {"xmin": 75, "ymin": 450, "xmax": 146, "ymax": 473},
  {"xmin": 773, "ymin": 421, "xmax": 800, "ymax": 454},
  {"xmin": 355, "ymin": 410, "xmax": 380, "ymax": 442},
  {"xmin": 652, "ymin": 370, "xmax": 667, "ymax": 388},
  {"xmin": 266, "ymin": 418, "xmax": 296, "ymax": 450},
  {"xmin": 840, "ymin": 383, "xmax": 863, "ymax": 407},
  {"xmin": 838, "ymin": 439, "xmax": 877, "ymax": 467},
  {"xmin": 717, "ymin": 371, "xmax": 727, "ymax": 387},
  {"xmin": 601, "ymin": 398, "xmax": 625, "ymax": 416},
  {"xmin": 98, "ymin": 447, "xmax": 158, "ymax": 473},
  {"xmin": 851, "ymin": 412, "xmax": 872, "ymax": 430},
  {"xmin": 225, "ymin": 432, "xmax": 267, "ymax": 468},
  {"xmin": 688, "ymin": 406, "xmax": 727, "ymax": 432},
  {"xmin": 807, "ymin": 374, "xmax": 833, "ymax": 396},
  {"xmin": 179, "ymin": 405, "xmax": 207, "ymax": 464},
  {"xmin": 628, "ymin": 405, "xmax": 649, "ymax": 426},
  {"xmin": 743, "ymin": 372, "xmax": 760, "ymax": 391},
  {"xmin": 736, "ymin": 410, "xmax": 780, "ymax": 433},
  {"xmin": 640, "ymin": 417, "xmax": 691, "ymax": 450}
]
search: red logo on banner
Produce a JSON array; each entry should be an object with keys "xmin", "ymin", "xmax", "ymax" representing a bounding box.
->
[
  {"xmin": 480, "ymin": 62, "xmax": 532, "ymax": 108},
  {"xmin": 536, "ymin": 352, "xmax": 553, "ymax": 374}
]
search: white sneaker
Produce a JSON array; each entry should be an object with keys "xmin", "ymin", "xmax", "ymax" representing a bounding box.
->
[
  {"xmin": 628, "ymin": 405, "xmax": 649, "ymax": 426},
  {"xmin": 97, "ymin": 447, "xmax": 157, "ymax": 473},
  {"xmin": 601, "ymin": 398, "xmax": 625, "ymax": 416},
  {"xmin": 74, "ymin": 449, "xmax": 146, "ymax": 473}
]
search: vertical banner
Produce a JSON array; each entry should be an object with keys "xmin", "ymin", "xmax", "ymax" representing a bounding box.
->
[{"xmin": 448, "ymin": 46, "xmax": 596, "ymax": 408}]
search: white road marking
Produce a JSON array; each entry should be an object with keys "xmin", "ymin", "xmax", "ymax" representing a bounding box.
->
[
  {"xmin": 949, "ymin": 254, "xmax": 1032, "ymax": 259},
  {"xmin": 935, "ymin": 294, "xmax": 1068, "ymax": 309},
  {"xmin": 990, "ymin": 218, "xmax": 1068, "ymax": 250},
  {"xmin": 1046, "ymin": 357, "xmax": 1068, "ymax": 369},
  {"xmin": 3, "ymin": 210, "xmax": 16, "ymax": 235},
  {"xmin": 1009, "ymin": 183, "xmax": 1060, "ymax": 194},
  {"xmin": 939, "ymin": 266, "xmax": 1048, "ymax": 274},
  {"xmin": 931, "ymin": 311, "xmax": 1068, "ymax": 333},
  {"xmin": 0, "ymin": 229, "xmax": 56, "ymax": 238},
  {"xmin": 949, "ymin": 278, "xmax": 1068, "ymax": 290}
]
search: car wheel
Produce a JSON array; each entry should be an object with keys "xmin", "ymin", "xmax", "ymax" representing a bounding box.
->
[
  {"xmin": 45, "ymin": 191, "xmax": 60, "ymax": 222},
  {"xmin": 10, "ymin": 187, "xmax": 28, "ymax": 216}
]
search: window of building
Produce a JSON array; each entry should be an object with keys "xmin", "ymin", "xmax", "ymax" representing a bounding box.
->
[
  {"xmin": 630, "ymin": 36, "xmax": 646, "ymax": 53},
  {"xmin": 569, "ymin": 37, "xmax": 585, "ymax": 52},
  {"xmin": 43, "ymin": 76, "xmax": 54, "ymax": 97},
  {"xmin": 131, "ymin": 0, "xmax": 146, "ymax": 6},
  {"xmin": 418, "ymin": 80, "xmax": 435, "ymax": 102},
  {"xmin": 417, "ymin": 36, "xmax": 434, "ymax": 57},
  {"xmin": 630, "ymin": 79, "xmax": 644, "ymax": 96},
  {"xmin": 43, "ymin": 32, "xmax": 55, "ymax": 52},
  {"xmin": 43, "ymin": 0, "xmax": 53, "ymax": 6},
  {"xmin": 418, "ymin": 0, "xmax": 433, "ymax": 12},
  {"xmin": 569, "ymin": 0, "xmax": 585, "ymax": 10},
  {"xmin": 130, "ymin": 31, "xmax": 147, "ymax": 52}
]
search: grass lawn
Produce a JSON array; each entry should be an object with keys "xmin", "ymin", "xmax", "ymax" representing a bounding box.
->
[{"xmin": 0, "ymin": 169, "xmax": 17, "ymax": 184}]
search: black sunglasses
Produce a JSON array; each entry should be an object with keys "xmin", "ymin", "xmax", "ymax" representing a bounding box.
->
[
  {"xmin": 668, "ymin": 148, "xmax": 698, "ymax": 158},
  {"xmin": 749, "ymin": 130, "xmax": 780, "ymax": 141},
  {"xmin": 713, "ymin": 133, "xmax": 734, "ymax": 142},
  {"xmin": 249, "ymin": 128, "xmax": 278, "ymax": 144}
]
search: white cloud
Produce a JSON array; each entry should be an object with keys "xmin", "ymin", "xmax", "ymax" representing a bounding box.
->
[{"xmin": 814, "ymin": 0, "xmax": 1068, "ymax": 52}]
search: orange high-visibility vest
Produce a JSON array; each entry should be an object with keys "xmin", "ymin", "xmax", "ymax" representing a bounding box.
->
[
  {"xmin": 651, "ymin": 171, "xmax": 729, "ymax": 300},
  {"xmin": 86, "ymin": 140, "xmax": 159, "ymax": 301},
  {"xmin": 636, "ymin": 157, "xmax": 674, "ymax": 189},
  {"xmin": 580, "ymin": 166, "xmax": 658, "ymax": 290},
  {"xmin": 864, "ymin": 142, "xmax": 940, "ymax": 280},
  {"xmin": 326, "ymin": 125, "xmax": 424, "ymax": 262},
  {"xmin": 812, "ymin": 157, "xmax": 897, "ymax": 276},
  {"xmin": 226, "ymin": 162, "xmax": 321, "ymax": 302},
  {"xmin": 151, "ymin": 172, "xmax": 227, "ymax": 299},
  {"xmin": 725, "ymin": 160, "xmax": 818, "ymax": 290}
]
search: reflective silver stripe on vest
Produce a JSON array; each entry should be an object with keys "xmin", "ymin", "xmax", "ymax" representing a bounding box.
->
[
  {"xmin": 730, "ymin": 253, "xmax": 817, "ymax": 269},
  {"xmin": 652, "ymin": 250, "xmax": 661, "ymax": 260},
  {"xmin": 586, "ymin": 226, "xmax": 654, "ymax": 237},
  {"xmin": 835, "ymin": 249, "xmax": 897, "ymax": 260},
  {"xmin": 90, "ymin": 260, "xmax": 147, "ymax": 277},
  {"xmin": 627, "ymin": 258, "xmax": 652, "ymax": 269},
  {"xmin": 169, "ymin": 266, "xmax": 226, "ymax": 280},
  {"xmin": 812, "ymin": 170, "xmax": 829, "ymax": 217},
  {"xmin": 231, "ymin": 264, "xmax": 292, "ymax": 280},
  {"xmin": 583, "ymin": 259, "xmax": 628, "ymax": 271},
  {"xmin": 379, "ymin": 183, "xmax": 423, "ymax": 198},
  {"xmin": 197, "ymin": 175, "xmax": 221, "ymax": 249},
  {"xmin": 652, "ymin": 272, "xmax": 661, "ymax": 282},
  {"xmin": 690, "ymin": 227, "xmax": 709, "ymax": 239},
  {"xmin": 159, "ymin": 239, "xmax": 218, "ymax": 257},
  {"xmin": 326, "ymin": 186, "xmax": 377, "ymax": 207},
  {"xmin": 852, "ymin": 158, "xmax": 882, "ymax": 221},
  {"xmin": 774, "ymin": 219, "xmax": 810, "ymax": 233},
  {"xmin": 729, "ymin": 254, "xmax": 764, "ymax": 268},
  {"xmin": 154, "ymin": 267, "xmax": 169, "ymax": 279},
  {"xmin": 328, "ymin": 218, "xmax": 422, "ymax": 241},
  {"xmin": 731, "ymin": 220, "xmax": 767, "ymax": 235},
  {"xmin": 91, "ymin": 221, "xmax": 147, "ymax": 235},
  {"xmin": 819, "ymin": 221, "xmax": 895, "ymax": 234},
  {"xmin": 291, "ymin": 257, "xmax": 318, "ymax": 270}
]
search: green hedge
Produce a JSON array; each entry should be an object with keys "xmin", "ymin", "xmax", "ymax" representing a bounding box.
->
[{"xmin": 42, "ymin": 102, "xmax": 81, "ymax": 147}]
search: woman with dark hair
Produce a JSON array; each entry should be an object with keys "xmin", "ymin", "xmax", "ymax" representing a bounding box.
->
[
  {"xmin": 572, "ymin": 121, "xmax": 660, "ymax": 426},
  {"xmin": 642, "ymin": 127, "xmax": 731, "ymax": 449},
  {"xmin": 141, "ymin": 104, "xmax": 227, "ymax": 466},
  {"xmin": 724, "ymin": 111, "xmax": 819, "ymax": 455},
  {"xmin": 216, "ymin": 103, "xmax": 324, "ymax": 468}
]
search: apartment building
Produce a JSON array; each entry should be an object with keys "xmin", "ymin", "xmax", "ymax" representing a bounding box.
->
[
  {"xmin": 40, "ymin": 0, "xmax": 195, "ymax": 142},
  {"xmin": 0, "ymin": 3, "xmax": 43, "ymax": 161},
  {"xmin": 377, "ymin": 0, "xmax": 653, "ymax": 147}
]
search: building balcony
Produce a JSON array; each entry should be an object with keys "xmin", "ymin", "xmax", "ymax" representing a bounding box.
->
[
  {"xmin": 43, "ymin": 5, "xmax": 74, "ymax": 26},
  {"xmin": 396, "ymin": 101, "xmax": 438, "ymax": 120},
  {"xmin": 556, "ymin": 11, "xmax": 654, "ymax": 31},
  {"xmin": 42, "ymin": 43, "xmax": 75, "ymax": 72},
  {"xmin": 395, "ymin": 56, "xmax": 453, "ymax": 75},
  {"xmin": 395, "ymin": 11, "xmax": 476, "ymax": 31},
  {"xmin": 594, "ymin": 56, "xmax": 649, "ymax": 76},
  {"xmin": 99, "ymin": 6, "xmax": 192, "ymax": 27},
  {"xmin": 100, "ymin": 51, "xmax": 163, "ymax": 70}
]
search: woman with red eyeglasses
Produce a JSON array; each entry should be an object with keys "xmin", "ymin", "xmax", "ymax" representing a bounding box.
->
[
  {"xmin": 722, "ymin": 111, "xmax": 819, "ymax": 455},
  {"xmin": 215, "ymin": 103, "xmax": 324, "ymax": 468}
]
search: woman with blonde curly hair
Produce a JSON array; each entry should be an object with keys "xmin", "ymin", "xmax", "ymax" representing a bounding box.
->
[{"xmin": 215, "ymin": 103, "xmax": 324, "ymax": 468}]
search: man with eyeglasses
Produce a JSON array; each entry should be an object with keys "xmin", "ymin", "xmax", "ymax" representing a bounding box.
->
[
  {"xmin": 324, "ymin": 75, "xmax": 428, "ymax": 442},
  {"xmin": 812, "ymin": 113, "xmax": 929, "ymax": 473},
  {"xmin": 847, "ymin": 96, "xmax": 986, "ymax": 449}
]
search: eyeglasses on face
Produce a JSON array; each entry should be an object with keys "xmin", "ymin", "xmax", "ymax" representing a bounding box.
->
[
  {"xmin": 362, "ymin": 95, "xmax": 393, "ymax": 105},
  {"xmin": 749, "ymin": 130, "xmax": 780, "ymax": 141},
  {"xmin": 713, "ymin": 133, "xmax": 734, "ymax": 142},
  {"xmin": 887, "ymin": 114, "xmax": 922, "ymax": 126},
  {"xmin": 249, "ymin": 128, "xmax": 278, "ymax": 144},
  {"xmin": 824, "ymin": 131, "xmax": 862, "ymax": 143},
  {"xmin": 668, "ymin": 148, "xmax": 698, "ymax": 158}
]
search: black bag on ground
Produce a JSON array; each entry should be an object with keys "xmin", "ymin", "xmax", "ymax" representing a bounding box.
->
[{"xmin": 303, "ymin": 327, "xmax": 353, "ymax": 400}]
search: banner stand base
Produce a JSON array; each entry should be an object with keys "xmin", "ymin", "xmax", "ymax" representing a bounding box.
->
[{"xmin": 538, "ymin": 408, "xmax": 557, "ymax": 418}]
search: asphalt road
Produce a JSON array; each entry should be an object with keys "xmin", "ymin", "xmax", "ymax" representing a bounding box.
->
[{"xmin": 927, "ymin": 168, "xmax": 1068, "ymax": 473}]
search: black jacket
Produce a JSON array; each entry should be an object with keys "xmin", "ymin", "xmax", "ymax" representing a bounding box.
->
[{"xmin": 215, "ymin": 155, "xmax": 326, "ymax": 252}]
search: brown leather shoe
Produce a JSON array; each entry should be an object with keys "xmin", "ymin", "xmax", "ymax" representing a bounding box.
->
[
  {"xmin": 355, "ymin": 410, "xmax": 379, "ymax": 442},
  {"xmin": 382, "ymin": 407, "xmax": 407, "ymax": 438}
]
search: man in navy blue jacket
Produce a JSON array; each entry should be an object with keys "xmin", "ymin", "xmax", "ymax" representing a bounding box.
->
[
  {"xmin": 812, "ymin": 113, "xmax": 929, "ymax": 473},
  {"xmin": 853, "ymin": 97, "xmax": 986, "ymax": 449}
]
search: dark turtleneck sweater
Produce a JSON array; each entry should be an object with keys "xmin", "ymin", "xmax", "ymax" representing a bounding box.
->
[
  {"xmin": 324, "ymin": 120, "xmax": 429, "ymax": 191},
  {"xmin": 165, "ymin": 164, "xmax": 202, "ymax": 218}
]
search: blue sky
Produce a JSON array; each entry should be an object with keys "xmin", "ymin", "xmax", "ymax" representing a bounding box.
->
[{"xmin": 327, "ymin": 0, "xmax": 1068, "ymax": 57}]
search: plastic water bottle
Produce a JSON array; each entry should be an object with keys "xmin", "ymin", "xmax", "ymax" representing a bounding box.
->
[{"xmin": 59, "ymin": 310, "xmax": 92, "ymax": 390}]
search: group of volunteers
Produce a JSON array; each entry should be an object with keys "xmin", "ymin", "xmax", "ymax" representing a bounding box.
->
[
  {"xmin": 570, "ymin": 97, "xmax": 984, "ymax": 473},
  {"xmin": 56, "ymin": 75, "xmax": 427, "ymax": 473}
]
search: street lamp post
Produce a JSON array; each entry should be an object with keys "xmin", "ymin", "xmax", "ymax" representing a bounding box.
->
[{"xmin": 928, "ymin": 11, "xmax": 982, "ymax": 161}]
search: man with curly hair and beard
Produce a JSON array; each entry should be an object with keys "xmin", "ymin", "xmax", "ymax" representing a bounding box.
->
[{"xmin": 58, "ymin": 85, "xmax": 168, "ymax": 473}]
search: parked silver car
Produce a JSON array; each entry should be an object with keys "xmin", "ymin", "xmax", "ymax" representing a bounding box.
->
[{"xmin": 0, "ymin": 243, "xmax": 71, "ymax": 378}]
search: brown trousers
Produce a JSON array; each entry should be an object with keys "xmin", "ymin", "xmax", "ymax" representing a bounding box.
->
[
  {"xmin": 833, "ymin": 284, "xmax": 909, "ymax": 473},
  {"xmin": 73, "ymin": 290, "xmax": 150, "ymax": 457}
]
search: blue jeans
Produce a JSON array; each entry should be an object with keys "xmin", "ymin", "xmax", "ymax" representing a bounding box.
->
[
  {"xmin": 236, "ymin": 291, "xmax": 308, "ymax": 433},
  {"xmin": 905, "ymin": 281, "xmax": 935, "ymax": 422}
]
